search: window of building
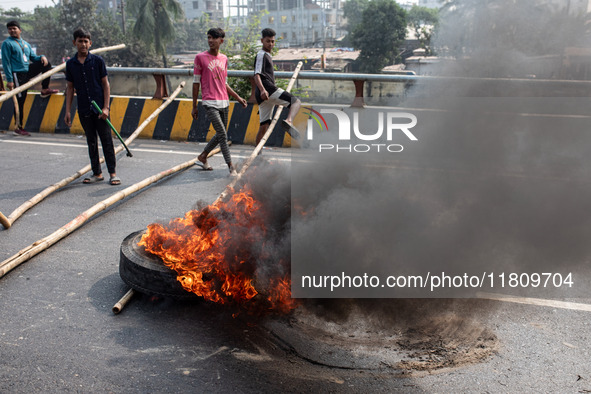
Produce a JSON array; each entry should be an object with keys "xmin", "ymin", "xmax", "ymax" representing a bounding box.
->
[
  {"xmin": 281, "ymin": 15, "xmax": 287, "ymax": 23},
  {"xmin": 292, "ymin": 32, "xmax": 297, "ymax": 41},
  {"xmin": 269, "ymin": 16, "xmax": 275, "ymax": 24},
  {"xmin": 192, "ymin": 1, "xmax": 199, "ymax": 8},
  {"xmin": 326, "ymin": 14, "xmax": 332, "ymax": 23},
  {"xmin": 282, "ymin": 32, "xmax": 287, "ymax": 39},
  {"xmin": 312, "ymin": 14, "xmax": 319, "ymax": 22},
  {"xmin": 292, "ymin": 15, "xmax": 296, "ymax": 22}
]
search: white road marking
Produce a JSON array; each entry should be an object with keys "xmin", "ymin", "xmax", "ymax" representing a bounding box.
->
[
  {"xmin": 476, "ymin": 292, "xmax": 591, "ymax": 312},
  {"xmin": 1, "ymin": 139, "xmax": 292, "ymax": 162}
]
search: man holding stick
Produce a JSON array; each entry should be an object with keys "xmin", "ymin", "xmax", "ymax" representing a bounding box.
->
[
  {"xmin": 64, "ymin": 28, "xmax": 120, "ymax": 186},
  {"xmin": 1, "ymin": 20, "xmax": 59, "ymax": 136},
  {"xmin": 193, "ymin": 27, "xmax": 247, "ymax": 176}
]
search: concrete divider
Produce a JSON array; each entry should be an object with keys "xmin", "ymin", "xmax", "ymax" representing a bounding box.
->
[{"xmin": 0, "ymin": 93, "xmax": 306, "ymax": 147}]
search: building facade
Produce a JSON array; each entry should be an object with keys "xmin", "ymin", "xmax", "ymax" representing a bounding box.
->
[
  {"xmin": 177, "ymin": 0, "xmax": 224, "ymax": 20},
  {"xmin": 418, "ymin": 0, "xmax": 441, "ymax": 9}
]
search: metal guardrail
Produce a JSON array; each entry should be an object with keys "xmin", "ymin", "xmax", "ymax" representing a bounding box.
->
[
  {"xmin": 5, "ymin": 64, "xmax": 591, "ymax": 106},
  {"xmin": 105, "ymin": 67, "xmax": 419, "ymax": 104},
  {"xmin": 107, "ymin": 66, "xmax": 419, "ymax": 82}
]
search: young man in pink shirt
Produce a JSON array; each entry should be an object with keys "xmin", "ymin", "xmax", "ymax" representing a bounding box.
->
[{"xmin": 192, "ymin": 27, "xmax": 247, "ymax": 175}]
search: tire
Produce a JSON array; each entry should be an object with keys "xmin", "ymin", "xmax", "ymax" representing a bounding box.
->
[{"xmin": 119, "ymin": 230, "xmax": 199, "ymax": 300}]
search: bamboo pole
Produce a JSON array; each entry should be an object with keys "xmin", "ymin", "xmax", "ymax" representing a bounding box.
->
[
  {"xmin": 0, "ymin": 92, "xmax": 22, "ymax": 129},
  {"xmin": 0, "ymin": 81, "xmax": 186, "ymax": 229},
  {"xmin": 112, "ymin": 288, "xmax": 135, "ymax": 314},
  {"xmin": 0, "ymin": 145, "xmax": 223, "ymax": 278},
  {"xmin": 214, "ymin": 61, "xmax": 303, "ymax": 206},
  {"xmin": 0, "ymin": 44, "xmax": 126, "ymax": 104}
]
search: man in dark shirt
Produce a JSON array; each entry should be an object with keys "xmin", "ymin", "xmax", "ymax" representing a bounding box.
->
[
  {"xmin": 64, "ymin": 28, "xmax": 120, "ymax": 186},
  {"xmin": 253, "ymin": 28, "xmax": 301, "ymax": 145}
]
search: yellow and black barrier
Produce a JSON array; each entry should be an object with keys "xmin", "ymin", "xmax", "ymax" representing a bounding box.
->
[{"xmin": 0, "ymin": 93, "xmax": 308, "ymax": 147}]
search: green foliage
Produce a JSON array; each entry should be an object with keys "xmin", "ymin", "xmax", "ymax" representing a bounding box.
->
[
  {"xmin": 1, "ymin": 7, "xmax": 27, "ymax": 19},
  {"xmin": 127, "ymin": 0, "xmax": 184, "ymax": 67},
  {"xmin": 408, "ymin": 5, "xmax": 439, "ymax": 55},
  {"xmin": 223, "ymin": 11, "xmax": 268, "ymax": 99},
  {"xmin": 343, "ymin": 0, "xmax": 369, "ymax": 34},
  {"xmin": 341, "ymin": 0, "xmax": 369, "ymax": 46},
  {"xmin": 9, "ymin": 0, "xmax": 158, "ymax": 67},
  {"xmin": 350, "ymin": 0, "xmax": 407, "ymax": 73},
  {"xmin": 167, "ymin": 15, "xmax": 214, "ymax": 54}
]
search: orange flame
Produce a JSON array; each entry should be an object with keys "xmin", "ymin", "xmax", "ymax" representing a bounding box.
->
[{"xmin": 139, "ymin": 185, "xmax": 297, "ymax": 314}]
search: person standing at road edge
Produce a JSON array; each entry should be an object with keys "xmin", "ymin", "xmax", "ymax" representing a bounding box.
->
[
  {"xmin": 1, "ymin": 20, "xmax": 59, "ymax": 136},
  {"xmin": 64, "ymin": 28, "xmax": 120, "ymax": 186}
]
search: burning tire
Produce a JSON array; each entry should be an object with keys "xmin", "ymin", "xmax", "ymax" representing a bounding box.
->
[{"xmin": 119, "ymin": 230, "xmax": 199, "ymax": 300}]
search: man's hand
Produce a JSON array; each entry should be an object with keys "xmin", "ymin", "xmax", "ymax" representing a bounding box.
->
[
  {"xmin": 238, "ymin": 97, "xmax": 247, "ymax": 108},
  {"xmin": 6, "ymin": 82, "xmax": 14, "ymax": 90},
  {"xmin": 260, "ymin": 90, "xmax": 269, "ymax": 101},
  {"xmin": 40, "ymin": 56, "xmax": 48, "ymax": 67},
  {"xmin": 191, "ymin": 106, "xmax": 198, "ymax": 120},
  {"xmin": 64, "ymin": 113, "xmax": 71, "ymax": 127},
  {"xmin": 99, "ymin": 108, "xmax": 109, "ymax": 120}
]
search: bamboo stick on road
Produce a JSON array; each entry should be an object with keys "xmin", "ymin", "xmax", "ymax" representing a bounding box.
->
[
  {"xmin": 0, "ymin": 44, "xmax": 126, "ymax": 104},
  {"xmin": 112, "ymin": 288, "xmax": 136, "ymax": 314},
  {"xmin": 0, "ymin": 145, "xmax": 223, "ymax": 279},
  {"xmin": 0, "ymin": 81, "xmax": 186, "ymax": 229}
]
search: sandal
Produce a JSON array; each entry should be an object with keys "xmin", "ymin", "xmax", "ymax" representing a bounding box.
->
[
  {"xmin": 198, "ymin": 153, "xmax": 213, "ymax": 170},
  {"xmin": 109, "ymin": 176, "xmax": 121, "ymax": 185},
  {"xmin": 83, "ymin": 175, "xmax": 104, "ymax": 184}
]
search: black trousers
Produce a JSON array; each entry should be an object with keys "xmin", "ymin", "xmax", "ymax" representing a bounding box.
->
[
  {"xmin": 79, "ymin": 113, "xmax": 117, "ymax": 176},
  {"xmin": 13, "ymin": 60, "xmax": 52, "ymax": 126}
]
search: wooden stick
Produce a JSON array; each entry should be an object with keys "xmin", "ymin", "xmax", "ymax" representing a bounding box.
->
[
  {"xmin": 0, "ymin": 44, "xmax": 126, "ymax": 104},
  {"xmin": 0, "ymin": 91, "xmax": 22, "ymax": 129},
  {"xmin": 0, "ymin": 145, "xmax": 223, "ymax": 278},
  {"xmin": 0, "ymin": 81, "xmax": 186, "ymax": 229},
  {"xmin": 214, "ymin": 61, "xmax": 303, "ymax": 205},
  {"xmin": 13, "ymin": 95, "xmax": 20, "ymax": 129},
  {"xmin": 112, "ymin": 288, "xmax": 135, "ymax": 314}
]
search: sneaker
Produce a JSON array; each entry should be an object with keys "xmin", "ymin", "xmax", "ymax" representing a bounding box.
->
[
  {"xmin": 13, "ymin": 128, "xmax": 30, "ymax": 136},
  {"xmin": 40, "ymin": 88, "xmax": 59, "ymax": 98}
]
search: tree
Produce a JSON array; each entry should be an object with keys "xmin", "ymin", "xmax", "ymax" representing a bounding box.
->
[
  {"xmin": 166, "ymin": 14, "xmax": 214, "ymax": 54},
  {"xmin": 224, "ymin": 11, "xmax": 269, "ymax": 99},
  {"xmin": 408, "ymin": 5, "xmax": 439, "ymax": 55},
  {"xmin": 126, "ymin": 0, "xmax": 184, "ymax": 69},
  {"xmin": 26, "ymin": 0, "xmax": 158, "ymax": 68},
  {"xmin": 350, "ymin": 0, "xmax": 407, "ymax": 73},
  {"xmin": 343, "ymin": 0, "xmax": 369, "ymax": 35}
]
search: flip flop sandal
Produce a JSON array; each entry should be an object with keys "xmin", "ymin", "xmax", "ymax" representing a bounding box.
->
[
  {"xmin": 281, "ymin": 120, "xmax": 301, "ymax": 140},
  {"xmin": 109, "ymin": 176, "xmax": 121, "ymax": 185},
  {"xmin": 83, "ymin": 175, "xmax": 104, "ymax": 184},
  {"xmin": 199, "ymin": 161, "xmax": 213, "ymax": 170}
]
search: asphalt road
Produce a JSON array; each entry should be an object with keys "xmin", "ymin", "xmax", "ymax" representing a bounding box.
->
[{"xmin": 1, "ymin": 131, "xmax": 591, "ymax": 393}]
